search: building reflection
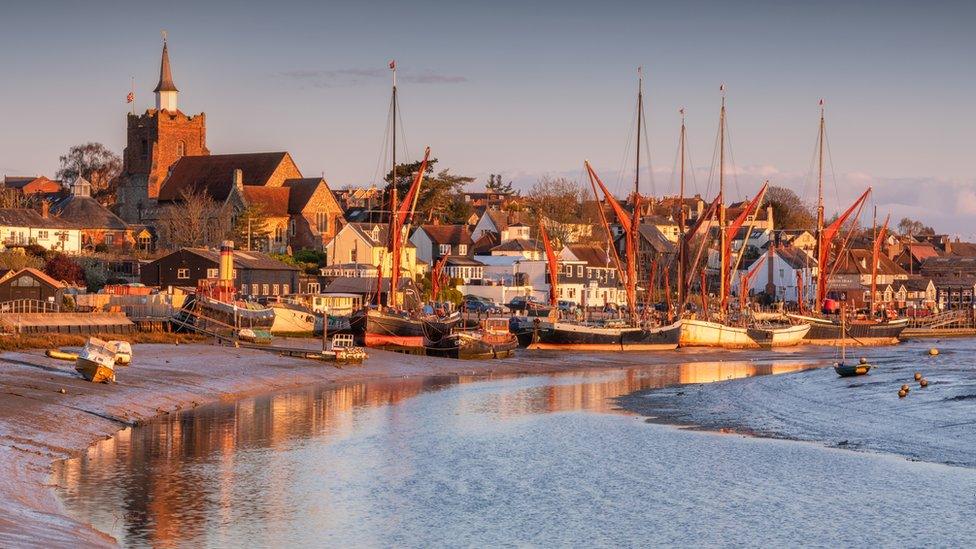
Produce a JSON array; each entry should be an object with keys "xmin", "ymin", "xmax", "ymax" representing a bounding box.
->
[{"xmin": 52, "ymin": 359, "xmax": 813, "ymax": 546}]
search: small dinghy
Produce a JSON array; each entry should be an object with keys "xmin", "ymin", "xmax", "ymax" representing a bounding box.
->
[
  {"xmin": 834, "ymin": 309, "xmax": 871, "ymax": 377},
  {"xmin": 108, "ymin": 340, "xmax": 132, "ymax": 365},
  {"xmin": 75, "ymin": 337, "xmax": 117, "ymax": 383}
]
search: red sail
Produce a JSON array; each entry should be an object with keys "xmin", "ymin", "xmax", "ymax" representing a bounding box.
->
[
  {"xmin": 386, "ymin": 147, "xmax": 431, "ymax": 309},
  {"xmin": 539, "ymin": 220, "xmax": 559, "ymax": 307},
  {"xmin": 430, "ymin": 254, "xmax": 449, "ymax": 302},
  {"xmin": 721, "ymin": 182, "xmax": 768, "ymax": 311},
  {"xmin": 816, "ymin": 187, "xmax": 871, "ymax": 310},
  {"xmin": 870, "ymin": 214, "xmax": 890, "ymax": 313},
  {"xmin": 585, "ymin": 161, "xmax": 632, "ymax": 234}
]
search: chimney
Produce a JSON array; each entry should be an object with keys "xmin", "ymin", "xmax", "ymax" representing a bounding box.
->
[
  {"xmin": 40, "ymin": 201, "xmax": 49, "ymax": 219},
  {"xmin": 233, "ymin": 169, "xmax": 244, "ymax": 192}
]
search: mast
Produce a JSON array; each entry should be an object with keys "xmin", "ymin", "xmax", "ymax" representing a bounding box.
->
[
  {"xmin": 677, "ymin": 108, "xmax": 687, "ymax": 309},
  {"xmin": 814, "ymin": 99, "xmax": 826, "ymax": 312},
  {"xmin": 717, "ymin": 85, "xmax": 728, "ymax": 317},
  {"xmin": 871, "ymin": 206, "xmax": 877, "ymax": 315},
  {"xmin": 385, "ymin": 60, "xmax": 398, "ymax": 308},
  {"xmin": 635, "ymin": 66, "xmax": 643, "ymax": 201}
]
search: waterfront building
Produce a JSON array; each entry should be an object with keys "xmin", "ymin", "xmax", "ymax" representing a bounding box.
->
[
  {"xmin": 0, "ymin": 268, "xmax": 66, "ymax": 305},
  {"xmin": 409, "ymin": 224, "xmax": 474, "ymax": 265},
  {"xmin": 0, "ymin": 207, "xmax": 82, "ymax": 253},
  {"xmin": 323, "ymin": 222, "xmax": 420, "ymax": 279},
  {"xmin": 140, "ymin": 247, "xmax": 300, "ymax": 298}
]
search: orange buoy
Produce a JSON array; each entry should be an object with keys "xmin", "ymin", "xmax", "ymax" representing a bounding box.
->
[
  {"xmin": 859, "ymin": 357, "xmax": 868, "ymax": 364},
  {"xmin": 914, "ymin": 372, "xmax": 922, "ymax": 381},
  {"xmin": 929, "ymin": 348, "xmax": 939, "ymax": 356},
  {"xmin": 898, "ymin": 389, "xmax": 907, "ymax": 398},
  {"xmin": 901, "ymin": 384, "xmax": 910, "ymax": 391},
  {"xmin": 920, "ymin": 379, "xmax": 929, "ymax": 388}
]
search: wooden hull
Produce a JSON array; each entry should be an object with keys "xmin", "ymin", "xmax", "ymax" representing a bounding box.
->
[
  {"xmin": 425, "ymin": 332, "xmax": 519, "ymax": 360},
  {"xmin": 269, "ymin": 304, "xmax": 318, "ymax": 334},
  {"xmin": 526, "ymin": 320, "xmax": 682, "ymax": 351},
  {"xmin": 679, "ymin": 319, "xmax": 810, "ymax": 349},
  {"xmin": 75, "ymin": 359, "xmax": 116, "ymax": 383},
  {"xmin": 788, "ymin": 314, "xmax": 908, "ymax": 346},
  {"xmin": 351, "ymin": 309, "xmax": 459, "ymax": 348}
]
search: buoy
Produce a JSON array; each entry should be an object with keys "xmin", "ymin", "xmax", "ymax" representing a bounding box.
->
[
  {"xmin": 901, "ymin": 384, "xmax": 910, "ymax": 391},
  {"xmin": 914, "ymin": 372, "xmax": 922, "ymax": 381},
  {"xmin": 58, "ymin": 388, "xmax": 66, "ymax": 394},
  {"xmin": 929, "ymin": 348, "xmax": 939, "ymax": 356},
  {"xmin": 898, "ymin": 389, "xmax": 907, "ymax": 398},
  {"xmin": 920, "ymin": 379, "xmax": 929, "ymax": 388},
  {"xmin": 859, "ymin": 357, "xmax": 868, "ymax": 364}
]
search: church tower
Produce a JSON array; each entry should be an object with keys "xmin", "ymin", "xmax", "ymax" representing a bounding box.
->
[{"xmin": 116, "ymin": 37, "xmax": 209, "ymax": 223}]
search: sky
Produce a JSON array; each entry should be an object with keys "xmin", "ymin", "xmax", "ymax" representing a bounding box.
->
[{"xmin": 1, "ymin": 0, "xmax": 974, "ymax": 233}]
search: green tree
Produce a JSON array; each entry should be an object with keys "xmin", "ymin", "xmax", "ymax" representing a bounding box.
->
[
  {"xmin": 232, "ymin": 203, "xmax": 273, "ymax": 251},
  {"xmin": 0, "ymin": 249, "xmax": 44, "ymax": 271},
  {"xmin": 56, "ymin": 142, "xmax": 122, "ymax": 197},
  {"xmin": 486, "ymin": 173, "xmax": 514, "ymax": 194},
  {"xmin": 897, "ymin": 217, "xmax": 935, "ymax": 236},
  {"xmin": 764, "ymin": 186, "xmax": 815, "ymax": 230},
  {"xmin": 384, "ymin": 159, "xmax": 475, "ymax": 224}
]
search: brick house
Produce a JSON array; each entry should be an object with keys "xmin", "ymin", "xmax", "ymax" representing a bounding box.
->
[
  {"xmin": 51, "ymin": 177, "xmax": 134, "ymax": 251},
  {"xmin": 2, "ymin": 176, "xmax": 62, "ymax": 197}
]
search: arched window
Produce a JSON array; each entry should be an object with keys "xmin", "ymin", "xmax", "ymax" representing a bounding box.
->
[{"xmin": 176, "ymin": 141, "xmax": 186, "ymax": 157}]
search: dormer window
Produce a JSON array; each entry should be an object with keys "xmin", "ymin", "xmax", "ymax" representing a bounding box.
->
[
  {"xmin": 439, "ymin": 244, "xmax": 451, "ymax": 255},
  {"xmin": 457, "ymin": 244, "xmax": 468, "ymax": 255}
]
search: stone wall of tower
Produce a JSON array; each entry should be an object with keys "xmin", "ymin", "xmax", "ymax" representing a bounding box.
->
[{"xmin": 117, "ymin": 109, "xmax": 209, "ymax": 222}]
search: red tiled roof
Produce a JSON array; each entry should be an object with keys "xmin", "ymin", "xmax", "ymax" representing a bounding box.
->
[
  {"xmin": 419, "ymin": 224, "xmax": 473, "ymax": 245},
  {"xmin": 158, "ymin": 152, "xmax": 298, "ymax": 202},
  {"xmin": 242, "ymin": 186, "xmax": 291, "ymax": 216}
]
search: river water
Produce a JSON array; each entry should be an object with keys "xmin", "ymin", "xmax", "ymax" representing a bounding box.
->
[{"xmin": 53, "ymin": 354, "xmax": 976, "ymax": 547}]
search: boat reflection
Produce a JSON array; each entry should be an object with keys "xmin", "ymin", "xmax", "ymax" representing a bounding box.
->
[{"xmin": 52, "ymin": 359, "xmax": 814, "ymax": 546}]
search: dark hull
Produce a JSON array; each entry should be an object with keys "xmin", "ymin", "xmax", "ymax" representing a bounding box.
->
[
  {"xmin": 835, "ymin": 363, "xmax": 871, "ymax": 377},
  {"xmin": 351, "ymin": 310, "xmax": 458, "ymax": 347},
  {"xmin": 790, "ymin": 315, "xmax": 908, "ymax": 345},
  {"xmin": 527, "ymin": 320, "xmax": 682, "ymax": 351},
  {"xmin": 425, "ymin": 333, "xmax": 519, "ymax": 360},
  {"xmin": 176, "ymin": 295, "xmax": 275, "ymax": 331}
]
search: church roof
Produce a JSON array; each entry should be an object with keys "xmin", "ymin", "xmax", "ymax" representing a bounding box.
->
[
  {"xmin": 282, "ymin": 178, "xmax": 327, "ymax": 213},
  {"xmin": 241, "ymin": 186, "xmax": 291, "ymax": 216},
  {"xmin": 158, "ymin": 152, "xmax": 295, "ymax": 202},
  {"xmin": 154, "ymin": 41, "xmax": 178, "ymax": 93}
]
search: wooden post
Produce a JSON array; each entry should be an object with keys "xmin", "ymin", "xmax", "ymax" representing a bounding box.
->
[{"xmin": 321, "ymin": 307, "xmax": 329, "ymax": 353}]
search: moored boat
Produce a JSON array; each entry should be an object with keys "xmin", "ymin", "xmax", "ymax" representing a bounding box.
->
[
  {"xmin": 788, "ymin": 314, "xmax": 907, "ymax": 346},
  {"xmin": 351, "ymin": 308, "xmax": 460, "ymax": 347},
  {"xmin": 267, "ymin": 300, "xmax": 319, "ymax": 335},
  {"xmin": 75, "ymin": 338, "xmax": 116, "ymax": 383},
  {"xmin": 528, "ymin": 319, "xmax": 682, "ymax": 351},
  {"xmin": 425, "ymin": 318, "xmax": 518, "ymax": 359},
  {"xmin": 679, "ymin": 318, "xmax": 809, "ymax": 349}
]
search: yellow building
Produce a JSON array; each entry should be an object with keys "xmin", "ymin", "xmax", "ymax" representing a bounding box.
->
[{"xmin": 323, "ymin": 222, "xmax": 420, "ymax": 279}]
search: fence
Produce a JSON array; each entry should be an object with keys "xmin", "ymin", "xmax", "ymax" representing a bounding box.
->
[{"xmin": 0, "ymin": 299, "xmax": 59, "ymax": 314}]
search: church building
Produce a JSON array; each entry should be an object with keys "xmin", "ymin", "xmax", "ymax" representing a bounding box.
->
[{"xmin": 116, "ymin": 38, "xmax": 209, "ymax": 223}]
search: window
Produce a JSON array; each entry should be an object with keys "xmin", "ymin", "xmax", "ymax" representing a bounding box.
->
[
  {"xmin": 140, "ymin": 139, "xmax": 148, "ymax": 160},
  {"xmin": 577, "ymin": 265, "xmax": 583, "ymax": 277},
  {"xmin": 316, "ymin": 212, "xmax": 329, "ymax": 233},
  {"xmin": 458, "ymin": 244, "xmax": 468, "ymax": 255},
  {"xmin": 275, "ymin": 226, "xmax": 285, "ymax": 244},
  {"xmin": 289, "ymin": 219, "xmax": 296, "ymax": 237},
  {"xmin": 564, "ymin": 265, "xmax": 572, "ymax": 276},
  {"xmin": 241, "ymin": 284, "xmax": 248, "ymax": 295},
  {"xmin": 13, "ymin": 275, "xmax": 39, "ymax": 287},
  {"xmin": 262, "ymin": 284, "xmax": 269, "ymax": 295},
  {"xmin": 350, "ymin": 248, "xmax": 358, "ymax": 263},
  {"xmin": 37, "ymin": 230, "xmax": 49, "ymax": 240},
  {"xmin": 282, "ymin": 284, "xmax": 289, "ymax": 295},
  {"xmin": 105, "ymin": 234, "xmax": 114, "ymax": 246},
  {"xmin": 176, "ymin": 141, "xmax": 186, "ymax": 157},
  {"xmin": 307, "ymin": 282, "xmax": 320, "ymax": 293},
  {"xmin": 439, "ymin": 244, "xmax": 451, "ymax": 255},
  {"xmin": 272, "ymin": 284, "xmax": 280, "ymax": 296},
  {"xmin": 177, "ymin": 268, "xmax": 189, "ymax": 280},
  {"xmin": 207, "ymin": 268, "xmax": 219, "ymax": 279}
]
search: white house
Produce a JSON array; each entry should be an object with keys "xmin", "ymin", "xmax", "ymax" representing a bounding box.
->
[
  {"xmin": 733, "ymin": 246, "xmax": 815, "ymax": 303},
  {"xmin": 409, "ymin": 224, "xmax": 473, "ymax": 265},
  {"xmin": 472, "ymin": 210, "xmax": 531, "ymax": 242},
  {"xmin": 560, "ymin": 245, "xmax": 623, "ymax": 308},
  {"xmin": 0, "ymin": 208, "xmax": 83, "ymax": 253}
]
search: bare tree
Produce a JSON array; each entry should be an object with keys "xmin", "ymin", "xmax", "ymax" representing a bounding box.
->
[
  {"xmin": 56, "ymin": 142, "xmax": 122, "ymax": 196},
  {"xmin": 0, "ymin": 188, "xmax": 31, "ymax": 209},
  {"xmin": 525, "ymin": 176, "xmax": 586, "ymax": 243},
  {"xmin": 156, "ymin": 189, "xmax": 232, "ymax": 249}
]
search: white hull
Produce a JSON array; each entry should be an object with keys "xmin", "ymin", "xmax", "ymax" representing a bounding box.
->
[
  {"xmin": 679, "ymin": 319, "xmax": 810, "ymax": 349},
  {"xmin": 270, "ymin": 305, "xmax": 320, "ymax": 334}
]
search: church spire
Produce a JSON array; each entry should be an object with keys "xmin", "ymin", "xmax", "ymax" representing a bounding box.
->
[{"xmin": 154, "ymin": 33, "xmax": 179, "ymax": 112}]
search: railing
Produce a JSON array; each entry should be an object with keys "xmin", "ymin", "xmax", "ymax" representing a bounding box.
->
[
  {"xmin": 0, "ymin": 299, "xmax": 60, "ymax": 313},
  {"xmin": 908, "ymin": 309, "xmax": 973, "ymax": 329}
]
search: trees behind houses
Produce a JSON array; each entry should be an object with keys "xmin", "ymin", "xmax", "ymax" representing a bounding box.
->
[
  {"xmin": 56, "ymin": 142, "xmax": 121, "ymax": 197},
  {"xmin": 764, "ymin": 186, "xmax": 815, "ymax": 230},
  {"xmin": 156, "ymin": 189, "xmax": 232, "ymax": 249},
  {"xmin": 897, "ymin": 217, "xmax": 935, "ymax": 236},
  {"xmin": 486, "ymin": 173, "xmax": 514, "ymax": 194},
  {"xmin": 525, "ymin": 176, "xmax": 587, "ymax": 244},
  {"xmin": 384, "ymin": 158, "xmax": 475, "ymax": 225}
]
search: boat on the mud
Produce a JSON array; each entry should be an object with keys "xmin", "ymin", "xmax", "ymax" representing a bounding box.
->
[
  {"xmin": 75, "ymin": 338, "xmax": 117, "ymax": 383},
  {"xmin": 527, "ymin": 318, "xmax": 683, "ymax": 351},
  {"xmin": 788, "ymin": 314, "xmax": 907, "ymax": 346},
  {"xmin": 425, "ymin": 318, "xmax": 518, "ymax": 359},
  {"xmin": 109, "ymin": 340, "xmax": 132, "ymax": 365},
  {"xmin": 266, "ymin": 300, "xmax": 320, "ymax": 335},
  {"xmin": 351, "ymin": 307, "xmax": 460, "ymax": 347},
  {"xmin": 833, "ymin": 309, "xmax": 872, "ymax": 376}
]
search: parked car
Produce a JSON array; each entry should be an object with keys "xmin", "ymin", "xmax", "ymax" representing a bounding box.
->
[
  {"xmin": 463, "ymin": 299, "xmax": 502, "ymax": 314},
  {"xmin": 505, "ymin": 295, "xmax": 547, "ymax": 314},
  {"xmin": 557, "ymin": 300, "xmax": 578, "ymax": 313}
]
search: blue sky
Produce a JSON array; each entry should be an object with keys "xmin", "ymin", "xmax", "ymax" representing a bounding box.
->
[{"xmin": 1, "ymin": 0, "xmax": 974, "ymax": 232}]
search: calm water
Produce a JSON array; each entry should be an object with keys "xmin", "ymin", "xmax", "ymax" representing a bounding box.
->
[{"xmin": 54, "ymin": 356, "xmax": 976, "ymax": 548}]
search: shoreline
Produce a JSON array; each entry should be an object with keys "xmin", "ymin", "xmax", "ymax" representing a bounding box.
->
[{"xmin": 2, "ymin": 340, "xmax": 794, "ymax": 547}]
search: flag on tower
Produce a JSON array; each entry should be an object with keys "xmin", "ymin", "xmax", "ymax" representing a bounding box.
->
[
  {"xmin": 389, "ymin": 60, "xmax": 396, "ymax": 70},
  {"xmin": 126, "ymin": 91, "xmax": 134, "ymax": 103}
]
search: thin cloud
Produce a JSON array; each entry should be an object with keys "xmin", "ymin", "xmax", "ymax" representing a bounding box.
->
[{"xmin": 278, "ymin": 67, "xmax": 467, "ymax": 88}]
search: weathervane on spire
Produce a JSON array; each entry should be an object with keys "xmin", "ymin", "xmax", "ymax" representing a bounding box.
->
[{"xmin": 161, "ymin": 29, "xmax": 167, "ymax": 43}]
